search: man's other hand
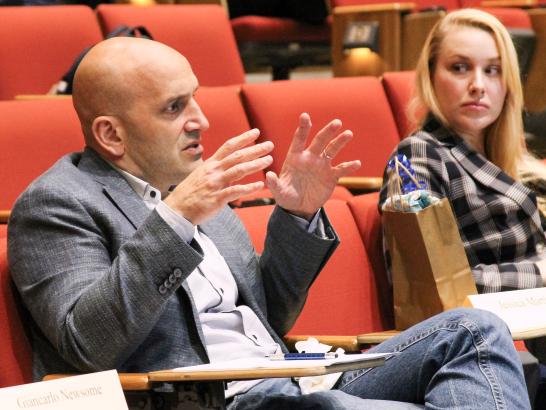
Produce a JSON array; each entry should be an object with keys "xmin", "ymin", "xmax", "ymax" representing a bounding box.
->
[{"xmin": 266, "ymin": 113, "xmax": 361, "ymax": 220}]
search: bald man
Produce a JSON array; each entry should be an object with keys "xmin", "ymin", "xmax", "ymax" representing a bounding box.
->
[{"xmin": 8, "ymin": 38, "xmax": 531, "ymax": 410}]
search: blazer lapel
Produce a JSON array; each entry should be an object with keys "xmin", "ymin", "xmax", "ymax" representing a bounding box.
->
[
  {"xmin": 436, "ymin": 129, "xmax": 542, "ymax": 231},
  {"xmin": 77, "ymin": 148, "xmax": 151, "ymax": 229}
]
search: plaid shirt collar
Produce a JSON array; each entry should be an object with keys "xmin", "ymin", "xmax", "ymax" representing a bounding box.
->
[{"xmin": 423, "ymin": 115, "xmax": 542, "ymax": 232}]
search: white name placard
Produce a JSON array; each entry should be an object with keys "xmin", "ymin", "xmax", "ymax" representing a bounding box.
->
[
  {"xmin": 0, "ymin": 370, "xmax": 128, "ymax": 410},
  {"xmin": 466, "ymin": 287, "xmax": 546, "ymax": 340}
]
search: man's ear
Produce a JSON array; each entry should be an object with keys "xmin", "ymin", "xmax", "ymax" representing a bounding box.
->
[{"xmin": 91, "ymin": 116, "xmax": 125, "ymax": 158}]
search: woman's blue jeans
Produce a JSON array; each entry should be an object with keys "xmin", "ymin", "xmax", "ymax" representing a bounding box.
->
[{"xmin": 229, "ymin": 308, "xmax": 530, "ymax": 409}]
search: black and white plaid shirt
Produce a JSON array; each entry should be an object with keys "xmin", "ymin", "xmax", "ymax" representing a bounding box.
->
[{"xmin": 379, "ymin": 118, "xmax": 545, "ymax": 293}]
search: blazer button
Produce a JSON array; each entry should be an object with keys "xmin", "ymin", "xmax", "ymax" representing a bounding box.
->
[
  {"xmin": 173, "ymin": 268, "xmax": 183, "ymax": 278},
  {"xmin": 164, "ymin": 280, "xmax": 173, "ymax": 289},
  {"xmin": 169, "ymin": 274, "xmax": 177, "ymax": 284},
  {"xmin": 159, "ymin": 285, "xmax": 167, "ymax": 295}
]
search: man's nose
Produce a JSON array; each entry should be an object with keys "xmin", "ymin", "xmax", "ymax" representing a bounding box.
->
[{"xmin": 186, "ymin": 99, "xmax": 210, "ymax": 132}]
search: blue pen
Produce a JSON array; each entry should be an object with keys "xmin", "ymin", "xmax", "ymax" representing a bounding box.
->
[{"xmin": 268, "ymin": 352, "xmax": 338, "ymax": 360}]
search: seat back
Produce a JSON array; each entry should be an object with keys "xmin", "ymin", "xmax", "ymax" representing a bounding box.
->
[
  {"xmin": 0, "ymin": 6, "xmax": 102, "ymax": 100},
  {"xmin": 381, "ymin": 71, "xmax": 417, "ymax": 139},
  {"xmin": 348, "ymin": 193, "xmax": 394, "ymax": 329},
  {"xmin": 96, "ymin": 4, "xmax": 245, "ymax": 86},
  {"xmin": 0, "ymin": 99, "xmax": 84, "ymax": 211},
  {"xmin": 0, "ymin": 237, "xmax": 33, "ymax": 387},
  {"xmin": 195, "ymin": 86, "xmax": 262, "ymax": 185},
  {"xmin": 235, "ymin": 199, "xmax": 385, "ymax": 335},
  {"xmin": 241, "ymin": 77, "xmax": 400, "ymax": 179}
]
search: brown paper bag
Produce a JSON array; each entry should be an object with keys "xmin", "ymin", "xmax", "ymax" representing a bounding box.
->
[{"xmin": 383, "ymin": 198, "xmax": 478, "ymax": 330}]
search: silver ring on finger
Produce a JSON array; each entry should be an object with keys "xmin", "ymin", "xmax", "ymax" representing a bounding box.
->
[{"xmin": 322, "ymin": 150, "xmax": 333, "ymax": 160}]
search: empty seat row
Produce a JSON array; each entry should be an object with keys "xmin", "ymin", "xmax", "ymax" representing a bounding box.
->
[
  {"xmin": 4, "ymin": 3, "xmax": 546, "ymax": 112},
  {"xmin": 0, "ymin": 4, "xmax": 244, "ymax": 100},
  {"xmin": 1, "ymin": 4, "xmax": 544, "ymax": 109},
  {"xmin": 0, "ymin": 73, "xmax": 416, "ymax": 215}
]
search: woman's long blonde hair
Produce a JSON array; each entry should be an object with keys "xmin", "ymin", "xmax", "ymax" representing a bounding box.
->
[{"xmin": 411, "ymin": 8, "xmax": 525, "ymax": 180}]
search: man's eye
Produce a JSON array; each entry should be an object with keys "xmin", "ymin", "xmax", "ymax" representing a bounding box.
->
[
  {"xmin": 451, "ymin": 63, "xmax": 468, "ymax": 73},
  {"xmin": 166, "ymin": 101, "xmax": 182, "ymax": 113}
]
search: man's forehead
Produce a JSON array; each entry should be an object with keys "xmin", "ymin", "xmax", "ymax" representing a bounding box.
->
[
  {"xmin": 127, "ymin": 69, "xmax": 199, "ymax": 109},
  {"xmin": 125, "ymin": 51, "xmax": 194, "ymax": 87}
]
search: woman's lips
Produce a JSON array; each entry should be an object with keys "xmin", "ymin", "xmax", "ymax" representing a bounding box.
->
[{"xmin": 462, "ymin": 102, "xmax": 488, "ymax": 110}]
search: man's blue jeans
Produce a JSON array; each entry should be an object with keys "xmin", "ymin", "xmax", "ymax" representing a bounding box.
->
[{"xmin": 229, "ymin": 308, "xmax": 530, "ymax": 409}]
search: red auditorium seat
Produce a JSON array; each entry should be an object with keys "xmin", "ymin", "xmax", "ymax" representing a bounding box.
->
[
  {"xmin": 235, "ymin": 199, "xmax": 385, "ymax": 335},
  {"xmin": 0, "ymin": 237, "xmax": 32, "ymax": 387},
  {"xmin": 241, "ymin": 77, "xmax": 400, "ymax": 190},
  {"xmin": 0, "ymin": 99, "xmax": 84, "ymax": 213},
  {"xmin": 382, "ymin": 71, "xmax": 417, "ymax": 139},
  {"xmin": 96, "ymin": 4, "xmax": 245, "ymax": 87},
  {"xmin": 348, "ymin": 192, "xmax": 394, "ymax": 329},
  {"xmin": 0, "ymin": 6, "xmax": 102, "ymax": 100}
]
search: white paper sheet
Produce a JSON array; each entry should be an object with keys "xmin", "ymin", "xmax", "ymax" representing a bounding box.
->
[{"xmin": 170, "ymin": 352, "xmax": 394, "ymax": 373}]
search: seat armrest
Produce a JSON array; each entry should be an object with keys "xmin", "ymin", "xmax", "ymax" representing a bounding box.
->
[
  {"xmin": 357, "ymin": 329, "xmax": 400, "ymax": 345},
  {"xmin": 283, "ymin": 335, "xmax": 361, "ymax": 352},
  {"xmin": 0, "ymin": 210, "xmax": 10, "ymax": 224},
  {"xmin": 43, "ymin": 373, "xmax": 152, "ymax": 391},
  {"xmin": 338, "ymin": 176, "xmax": 383, "ymax": 192}
]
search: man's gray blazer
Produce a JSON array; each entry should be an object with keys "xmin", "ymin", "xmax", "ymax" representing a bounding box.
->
[{"xmin": 8, "ymin": 148, "xmax": 338, "ymax": 381}]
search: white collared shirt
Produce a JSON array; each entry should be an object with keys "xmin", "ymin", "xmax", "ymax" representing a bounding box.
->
[{"xmin": 114, "ymin": 167, "xmax": 325, "ymax": 397}]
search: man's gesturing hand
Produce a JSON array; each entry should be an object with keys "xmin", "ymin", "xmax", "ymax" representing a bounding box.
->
[
  {"xmin": 266, "ymin": 113, "xmax": 361, "ymax": 220},
  {"xmin": 164, "ymin": 129, "xmax": 273, "ymax": 225}
]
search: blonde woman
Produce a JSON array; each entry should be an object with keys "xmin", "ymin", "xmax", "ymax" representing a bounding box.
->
[{"xmin": 379, "ymin": 8, "xmax": 546, "ymax": 294}]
